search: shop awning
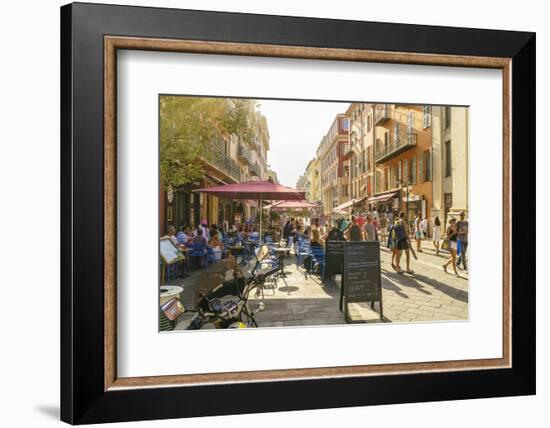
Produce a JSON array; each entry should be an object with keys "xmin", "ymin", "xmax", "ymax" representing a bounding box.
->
[
  {"xmin": 266, "ymin": 200, "xmax": 321, "ymax": 211},
  {"xmin": 333, "ymin": 196, "xmax": 367, "ymax": 212},
  {"xmin": 367, "ymin": 191, "xmax": 399, "ymax": 204}
]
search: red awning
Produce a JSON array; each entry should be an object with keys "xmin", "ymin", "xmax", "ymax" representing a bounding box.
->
[
  {"xmin": 333, "ymin": 196, "xmax": 367, "ymax": 212},
  {"xmin": 196, "ymin": 180, "xmax": 305, "ymax": 201},
  {"xmin": 368, "ymin": 191, "xmax": 399, "ymax": 204}
]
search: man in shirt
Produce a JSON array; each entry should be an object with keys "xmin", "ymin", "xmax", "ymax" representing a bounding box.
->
[
  {"xmin": 363, "ymin": 214, "xmax": 377, "ymax": 241},
  {"xmin": 456, "ymin": 211, "xmax": 469, "ymax": 271}
]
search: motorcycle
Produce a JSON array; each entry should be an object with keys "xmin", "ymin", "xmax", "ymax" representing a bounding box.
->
[{"xmin": 185, "ymin": 244, "xmax": 279, "ymax": 330}]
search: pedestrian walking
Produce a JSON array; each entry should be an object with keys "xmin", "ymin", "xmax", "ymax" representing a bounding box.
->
[
  {"xmin": 346, "ymin": 216, "xmax": 363, "ymax": 241},
  {"xmin": 432, "ymin": 216, "xmax": 442, "ymax": 254},
  {"xmin": 363, "ymin": 214, "xmax": 378, "ymax": 241},
  {"xmin": 421, "ymin": 216, "xmax": 429, "ymax": 239},
  {"xmin": 413, "ymin": 212, "xmax": 423, "ymax": 252},
  {"xmin": 456, "ymin": 211, "xmax": 469, "ymax": 271},
  {"xmin": 394, "ymin": 212, "xmax": 414, "ymax": 274},
  {"xmin": 387, "ymin": 221, "xmax": 398, "ymax": 270},
  {"xmin": 326, "ymin": 220, "xmax": 346, "ymax": 241},
  {"xmin": 442, "ymin": 218, "xmax": 459, "ymax": 276}
]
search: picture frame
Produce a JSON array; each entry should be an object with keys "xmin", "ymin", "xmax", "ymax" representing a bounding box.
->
[{"xmin": 60, "ymin": 2, "xmax": 535, "ymax": 424}]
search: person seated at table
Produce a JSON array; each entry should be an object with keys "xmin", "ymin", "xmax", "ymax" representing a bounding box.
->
[
  {"xmin": 193, "ymin": 228, "xmax": 207, "ymax": 246},
  {"xmin": 311, "ymin": 229, "xmax": 324, "ymax": 248},
  {"xmin": 176, "ymin": 225, "xmax": 193, "ymax": 245},
  {"xmin": 194, "ymin": 219, "xmax": 210, "ymax": 241},
  {"xmin": 164, "ymin": 225, "xmax": 178, "ymax": 246},
  {"xmin": 208, "ymin": 233, "xmax": 224, "ymax": 261},
  {"xmin": 295, "ymin": 225, "xmax": 308, "ymax": 240},
  {"xmin": 210, "ymin": 224, "xmax": 223, "ymax": 241},
  {"xmin": 236, "ymin": 226, "xmax": 245, "ymax": 241},
  {"xmin": 249, "ymin": 227, "xmax": 260, "ymax": 241}
]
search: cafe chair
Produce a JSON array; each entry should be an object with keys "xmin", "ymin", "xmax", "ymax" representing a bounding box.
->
[
  {"xmin": 311, "ymin": 245, "xmax": 326, "ymax": 279},
  {"xmin": 188, "ymin": 243, "xmax": 207, "ymax": 269},
  {"xmin": 296, "ymin": 237, "xmax": 312, "ymax": 267}
]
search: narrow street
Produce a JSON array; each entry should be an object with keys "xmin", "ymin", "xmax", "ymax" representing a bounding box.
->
[{"xmin": 171, "ymin": 240, "xmax": 468, "ymax": 330}]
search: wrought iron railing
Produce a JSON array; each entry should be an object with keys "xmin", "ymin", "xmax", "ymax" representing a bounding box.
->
[
  {"xmin": 203, "ymin": 140, "xmax": 242, "ymax": 181},
  {"xmin": 374, "ymin": 104, "xmax": 391, "ymax": 124},
  {"xmin": 374, "ymin": 131, "xmax": 417, "ymax": 163}
]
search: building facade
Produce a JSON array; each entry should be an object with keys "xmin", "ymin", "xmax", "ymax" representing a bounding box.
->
[
  {"xmin": 160, "ymin": 111, "xmax": 271, "ymax": 234},
  {"xmin": 318, "ymin": 114, "xmax": 350, "ymax": 215},
  {"xmin": 431, "ymin": 106, "xmax": 469, "ymax": 227},
  {"xmin": 347, "ymin": 103, "xmax": 376, "ymax": 207},
  {"xmin": 372, "ymin": 104, "xmax": 434, "ymax": 224}
]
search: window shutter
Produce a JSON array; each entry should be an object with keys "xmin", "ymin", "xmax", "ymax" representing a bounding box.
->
[{"xmin": 419, "ymin": 156, "xmax": 424, "ymax": 183}]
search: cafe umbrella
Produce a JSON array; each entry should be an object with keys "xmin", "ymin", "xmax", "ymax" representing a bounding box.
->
[{"xmin": 195, "ymin": 180, "xmax": 306, "ymax": 242}]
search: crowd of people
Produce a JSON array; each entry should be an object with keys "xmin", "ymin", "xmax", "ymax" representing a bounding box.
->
[
  {"xmin": 163, "ymin": 209, "xmax": 468, "ymax": 276},
  {"xmin": 279, "ymin": 209, "xmax": 468, "ymax": 277}
]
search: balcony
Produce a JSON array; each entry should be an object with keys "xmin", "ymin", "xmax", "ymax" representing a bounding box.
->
[
  {"xmin": 203, "ymin": 140, "xmax": 242, "ymax": 182},
  {"xmin": 245, "ymin": 137, "xmax": 260, "ymax": 151},
  {"xmin": 375, "ymin": 132, "xmax": 417, "ymax": 163},
  {"xmin": 237, "ymin": 144, "xmax": 252, "ymax": 166},
  {"xmin": 374, "ymin": 104, "xmax": 391, "ymax": 125},
  {"xmin": 249, "ymin": 162, "xmax": 260, "ymax": 176}
]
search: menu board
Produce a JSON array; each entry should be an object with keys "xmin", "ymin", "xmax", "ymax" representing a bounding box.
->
[
  {"xmin": 325, "ymin": 240, "xmax": 344, "ymax": 277},
  {"xmin": 342, "ymin": 241, "xmax": 383, "ymax": 322},
  {"xmin": 160, "ymin": 237, "xmax": 185, "ymax": 265}
]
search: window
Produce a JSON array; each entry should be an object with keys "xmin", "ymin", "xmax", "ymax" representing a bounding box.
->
[
  {"xmin": 384, "ymin": 131, "xmax": 389, "ymax": 150},
  {"xmin": 445, "ymin": 140, "xmax": 452, "ymax": 177},
  {"xmin": 394, "ymin": 123, "xmax": 400, "ymax": 144},
  {"xmin": 444, "ymin": 107, "xmax": 451, "ymax": 129},
  {"xmin": 419, "ymin": 156, "xmax": 423, "ymax": 183},
  {"xmin": 397, "ymin": 160, "xmax": 402, "ymax": 183},
  {"xmin": 423, "ymin": 106, "xmax": 431, "ymax": 129},
  {"xmin": 407, "ymin": 111, "xmax": 414, "ymax": 133},
  {"xmin": 411, "ymin": 156, "xmax": 417, "ymax": 185},
  {"xmin": 367, "ymin": 114, "xmax": 372, "ymax": 131},
  {"xmin": 403, "ymin": 159, "xmax": 408, "ymax": 184}
]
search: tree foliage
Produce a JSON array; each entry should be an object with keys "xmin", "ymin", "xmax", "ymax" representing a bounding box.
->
[{"xmin": 160, "ymin": 96, "xmax": 260, "ymax": 189}]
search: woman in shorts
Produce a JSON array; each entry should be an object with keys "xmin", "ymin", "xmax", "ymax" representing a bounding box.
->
[{"xmin": 442, "ymin": 218, "xmax": 459, "ymax": 276}]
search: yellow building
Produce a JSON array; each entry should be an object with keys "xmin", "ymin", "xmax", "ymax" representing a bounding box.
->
[{"xmin": 371, "ymin": 104, "xmax": 434, "ymax": 223}]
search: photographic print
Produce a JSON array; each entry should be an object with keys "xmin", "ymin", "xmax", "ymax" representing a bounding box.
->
[{"xmin": 159, "ymin": 96, "xmax": 469, "ymax": 330}]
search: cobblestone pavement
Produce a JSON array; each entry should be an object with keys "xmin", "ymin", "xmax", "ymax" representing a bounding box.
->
[{"xmin": 170, "ymin": 240, "xmax": 468, "ymax": 330}]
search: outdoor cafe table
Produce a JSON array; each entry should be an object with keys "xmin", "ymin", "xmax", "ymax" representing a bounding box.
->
[
  {"xmin": 228, "ymin": 245, "xmax": 246, "ymax": 266},
  {"xmin": 274, "ymin": 247, "xmax": 291, "ymax": 278}
]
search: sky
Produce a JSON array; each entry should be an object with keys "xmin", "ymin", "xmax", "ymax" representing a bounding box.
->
[{"xmin": 258, "ymin": 99, "xmax": 350, "ymax": 188}]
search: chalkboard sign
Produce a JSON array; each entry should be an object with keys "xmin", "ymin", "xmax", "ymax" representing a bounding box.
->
[
  {"xmin": 325, "ymin": 240, "xmax": 344, "ymax": 277},
  {"xmin": 342, "ymin": 241, "xmax": 383, "ymax": 322},
  {"xmin": 160, "ymin": 237, "xmax": 185, "ymax": 265}
]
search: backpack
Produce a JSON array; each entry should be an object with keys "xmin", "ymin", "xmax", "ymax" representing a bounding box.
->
[{"xmin": 393, "ymin": 223, "xmax": 407, "ymax": 241}]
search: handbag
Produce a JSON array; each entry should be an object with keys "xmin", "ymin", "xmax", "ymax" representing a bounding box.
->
[{"xmin": 441, "ymin": 239, "xmax": 450, "ymax": 250}]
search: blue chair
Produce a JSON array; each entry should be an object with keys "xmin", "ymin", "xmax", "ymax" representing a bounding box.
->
[
  {"xmin": 188, "ymin": 243, "xmax": 207, "ymax": 268},
  {"xmin": 296, "ymin": 238, "xmax": 312, "ymax": 266},
  {"xmin": 206, "ymin": 246, "xmax": 215, "ymax": 264},
  {"xmin": 311, "ymin": 245, "xmax": 325, "ymax": 279}
]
